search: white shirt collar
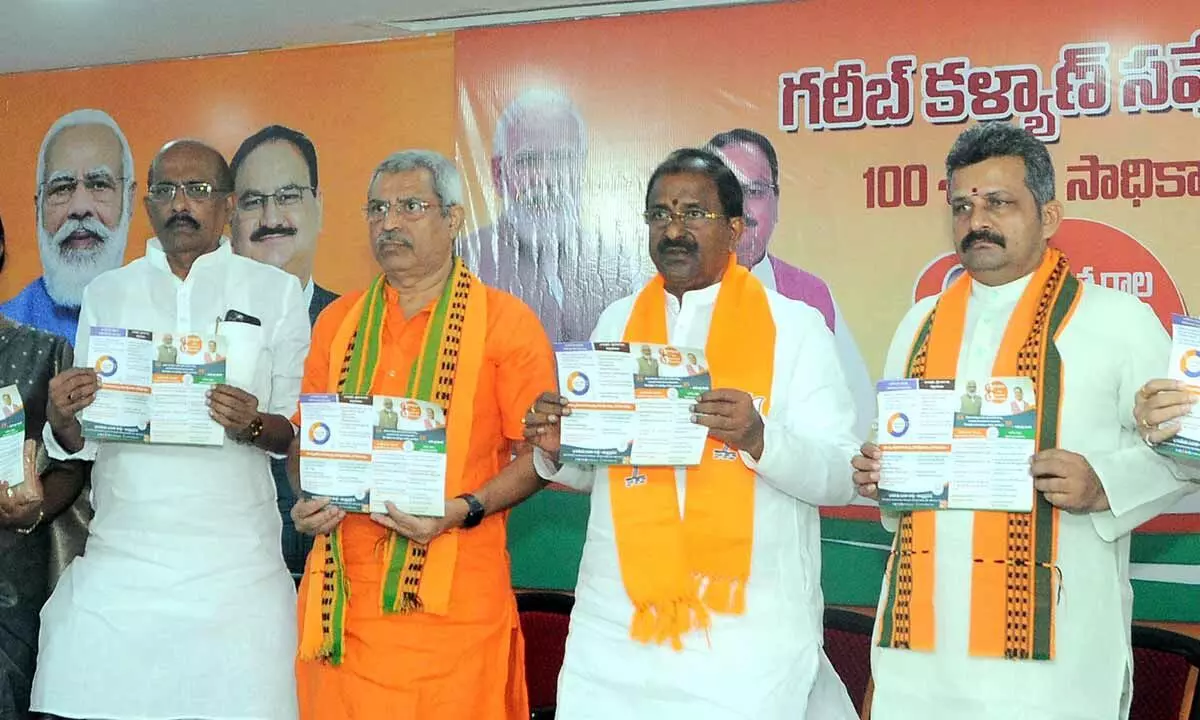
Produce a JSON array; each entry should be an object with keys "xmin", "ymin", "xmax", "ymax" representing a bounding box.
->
[
  {"xmin": 145, "ymin": 236, "xmax": 233, "ymax": 276},
  {"xmin": 302, "ymin": 278, "xmax": 315, "ymax": 310},
  {"xmin": 663, "ymin": 279, "xmax": 722, "ymax": 313},
  {"xmin": 970, "ymin": 270, "xmax": 1033, "ymax": 307}
]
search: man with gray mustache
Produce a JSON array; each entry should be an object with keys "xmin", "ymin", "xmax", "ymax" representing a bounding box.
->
[{"xmin": 1, "ymin": 109, "xmax": 135, "ymax": 344}]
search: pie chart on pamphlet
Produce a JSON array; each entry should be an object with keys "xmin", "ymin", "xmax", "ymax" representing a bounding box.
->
[
  {"xmin": 94, "ymin": 355, "xmax": 118, "ymax": 377},
  {"xmin": 566, "ymin": 371, "xmax": 590, "ymax": 396},
  {"xmin": 886, "ymin": 412, "xmax": 910, "ymax": 437},
  {"xmin": 308, "ymin": 422, "xmax": 331, "ymax": 445},
  {"xmin": 1180, "ymin": 349, "xmax": 1200, "ymax": 379}
]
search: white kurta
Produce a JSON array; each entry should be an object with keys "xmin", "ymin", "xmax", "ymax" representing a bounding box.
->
[
  {"xmin": 871, "ymin": 272, "xmax": 1197, "ymax": 720},
  {"xmin": 31, "ymin": 239, "xmax": 310, "ymax": 720},
  {"xmin": 536, "ymin": 280, "xmax": 862, "ymax": 720}
]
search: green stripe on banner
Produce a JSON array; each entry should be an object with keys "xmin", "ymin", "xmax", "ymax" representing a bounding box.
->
[
  {"xmin": 1132, "ymin": 580, "xmax": 1200, "ymax": 623},
  {"xmin": 1130, "ymin": 532, "xmax": 1200, "ymax": 566},
  {"xmin": 508, "ymin": 489, "xmax": 591, "ymax": 590},
  {"xmin": 821, "ymin": 541, "xmax": 889, "ymax": 607}
]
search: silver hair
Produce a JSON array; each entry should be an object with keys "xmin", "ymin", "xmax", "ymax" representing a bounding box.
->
[
  {"xmin": 369, "ymin": 149, "xmax": 463, "ymax": 208},
  {"xmin": 491, "ymin": 88, "xmax": 586, "ymax": 159},
  {"xmin": 37, "ymin": 108, "xmax": 135, "ymax": 194}
]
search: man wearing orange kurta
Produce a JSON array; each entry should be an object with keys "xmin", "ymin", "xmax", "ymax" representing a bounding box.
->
[{"xmin": 286, "ymin": 149, "xmax": 555, "ymax": 719}]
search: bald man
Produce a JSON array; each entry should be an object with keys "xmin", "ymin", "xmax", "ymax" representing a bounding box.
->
[
  {"xmin": 2, "ymin": 109, "xmax": 136, "ymax": 343},
  {"xmin": 32, "ymin": 140, "xmax": 309, "ymax": 720}
]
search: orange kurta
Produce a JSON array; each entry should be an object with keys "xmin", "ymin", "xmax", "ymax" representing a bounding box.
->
[{"xmin": 295, "ymin": 283, "xmax": 555, "ymax": 719}]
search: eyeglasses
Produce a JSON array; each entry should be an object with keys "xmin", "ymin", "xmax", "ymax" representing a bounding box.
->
[
  {"xmin": 364, "ymin": 197, "xmax": 442, "ymax": 222},
  {"xmin": 742, "ymin": 182, "xmax": 779, "ymax": 199},
  {"xmin": 146, "ymin": 182, "xmax": 229, "ymax": 204},
  {"xmin": 642, "ymin": 208, "xmax": 726, "ymax": 228},
  {"xmin": 236, "ymin": 185, "xmax": 313, "ymax": 212},
  {"xmin": 41, "ymin": 173, "xmax": 125, "ymax": 207}
]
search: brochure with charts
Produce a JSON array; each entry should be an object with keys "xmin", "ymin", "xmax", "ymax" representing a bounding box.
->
[
  {"xmin": 0, "ymin": 385, "xmax": 26, "ymax": 488},
  {"xmin": 876, "ymin": 376, "xmax": 1036, "ymax": 512},
  {"xmin": 1154, "ymin": 314, "xmax": 1200, "ymax": 461},
  {"xmin": 554, "ymin": 342, "xmax": 710, "ymax": 466},
  {"xmin": 81, "ymin": 327, "xmax": 226, "ymax": 446},
  {"xmin": 299, "ymin": 394, "xmax": 447, "ymax": 516}
]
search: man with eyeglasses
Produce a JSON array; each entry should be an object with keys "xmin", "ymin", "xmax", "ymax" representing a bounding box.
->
[
  {"xmin": 1, "ymin": 109, "xmax": 135, "ymax": 344},
  {"xmin": 31, "ymin": 139, "xmax": 308, "ymax": 720},
  {"xmin": 706, "ymin": 129, "xmax": 875, "ymax": 441},
  {"xmin": 230, "ymin": 124, "xmax": 341, "ymax": 579},
  {"xmin": 523, "ymin": 148, "xmax": 859, "ymax": 719},
  {"xmin": 288, "ymin": 148, "xmax": 553, "ymax": 718},
  {"xmin": 230, "ymin": 125, "xmax": 339, "ymax": 324}
]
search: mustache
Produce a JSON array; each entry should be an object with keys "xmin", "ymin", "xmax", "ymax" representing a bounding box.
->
[
  {"xmin": 656, "ymin": 237, "xmax": 698, "ymax": 255},
  {"xmin": 250, "ymin": 225, "xmax": 296, "ymax": 243},
  {"xmin": 961, "ymin": 229, "xmax": 1006, "ymax": 251},
  {"xmin": 375, "ymin": 229, "xmax": 413, "ymax": 249},
  {"xmin": 166, "ymin": 213, "xmax": 200, "ymax": 230},
  {"xmin": 52, "ymin": 218, "xmax": 110, "ymax": 251}
]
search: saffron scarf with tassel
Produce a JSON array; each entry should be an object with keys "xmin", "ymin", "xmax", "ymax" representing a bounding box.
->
[
  {"xmin": 299, "ymin": 256, "xmax": 488, "ymax": 665},
  {"xmin": 877, "ymin": 247, "xmax": 1080, "ymax": 660},
  {"xmin": 607, "ymin": 256, "xmax": 774, "ymax": 651}
]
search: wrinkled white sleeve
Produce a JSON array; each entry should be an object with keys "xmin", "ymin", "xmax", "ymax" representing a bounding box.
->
[
  {"xmin": 738, "ymin": 300, "xmax": 859, "ymax": 507},
  {"xmin": 1089, "ymin": 297, "xmax": 1197, "ymax": 542},
  {"xmin": 265, "ymin": 275, "xmax": 310, "ymax": 459},
  {"xmin": 831, "ymin": 299, "xmax": 877, "ymax": 443},
  {"xmin": 45, "ymin": 285, "xmax": 100, "ymax": 462}
]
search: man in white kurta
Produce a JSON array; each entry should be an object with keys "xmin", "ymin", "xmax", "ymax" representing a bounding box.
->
[
  {"xmin": 855, "ymin": 123, "xmax": 1196, "ymax": 720},
  {"xmin": 527, "ymin": 148, "xmax": 861, "ymax": 719},
  {"xmin": 31, "ymin": 141, "xmax": 308, "ymax": 720}
]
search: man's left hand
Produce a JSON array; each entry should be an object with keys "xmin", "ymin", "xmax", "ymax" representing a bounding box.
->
[
  {"xmin": 691, "ymin": 388, "xmax": 765, "ymax": 460},
  {"xmin": 1030, "ymin": 449, "xmax": 1110, "ymax": 513},
  {"xmin": 370, "ymin": 499, "xmax": 469, "ymax": 546},
  {"xmin": 207, "ymin": 384, "xmax": 260, "ymax": 440}
]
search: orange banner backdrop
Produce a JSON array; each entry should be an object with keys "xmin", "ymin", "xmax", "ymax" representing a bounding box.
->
[
  {"xmin": 453, "ymin": 0, "xmax": 1200, "ymax": 619},
  {"xmin": 0, "ymin": 34, "xmax": 456, "ymax": 300}
]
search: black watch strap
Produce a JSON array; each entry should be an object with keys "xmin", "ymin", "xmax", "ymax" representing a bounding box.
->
[{"xmin": 457, "ymin": 493, "xmax": 485, "ymax": 529}]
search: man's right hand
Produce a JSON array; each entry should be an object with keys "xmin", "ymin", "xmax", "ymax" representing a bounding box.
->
[
  {"xmin": 48, "ymin": 368, "xmax": 99, "ymax": 451},
  {"xmin": 521, "ymin": 392, "xmax": 570, "ymax": 462},
  {"xmin": 292, "ymin": 497, "xmax": 345, "ymax": 536},
  {"xmin": 851, "ymin": 442, "xmax": 882, "ymax": 501}
]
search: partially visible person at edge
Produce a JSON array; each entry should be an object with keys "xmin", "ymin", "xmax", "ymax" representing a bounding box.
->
[
  {"xmin": 524, "ymin": 148, "xmax": 860, "ymax": 719},
  {"xmin": 851, "ymin": 122, "xmax": 1197, "ymax": 720},
  {"xmin": 706, "ymin": 128, "xmax": 875, "ymax": 439},
  {"xmin": 230, "ymin": 124, "xmax": 340, "ymax": 577},
  {"xmin": 287, "ymin": 148, "xmax": 554, "ymax": 718},
  {"xmin": 0, "ymin": 207, "xmax": 87, "ymax": 719},
  {"xmin": 2, "ymin": 109, "xmax": 135, "ymax": 343},
  {"xmin": 31, "ymin": 139, "xmax": 307, "ymax": 720}
]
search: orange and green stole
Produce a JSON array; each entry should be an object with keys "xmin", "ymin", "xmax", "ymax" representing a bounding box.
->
[
  {"xmin": 607, "ymin": 257, "xmax": 774, "ymax": 650},
  {"xmin": 877, "ymin": 248, "xmax": 1080, "ymax": 661},
  {"xmin": 298, "ymin": 257, "xmax": 488, "ymax": 665}
]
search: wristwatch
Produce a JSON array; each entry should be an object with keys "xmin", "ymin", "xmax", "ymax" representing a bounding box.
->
[
  {"xmin": 240, "ymin": 416, "xmax": 265, "ymax": 445},
  {"xmin": 456, "ymin": 493, "xmax": 485, "ymax": 529}
]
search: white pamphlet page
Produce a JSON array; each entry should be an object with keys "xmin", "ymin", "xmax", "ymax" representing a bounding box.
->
[
  {"xmin": 0, "ymin": 385, "xmax": 26, "ymax": 488},
  {"xmin": 554, "ymin": 341, "xmax": 710, "ymax": 466},
  {"xmin": 875, "ymin": 377, "xmax": 1037, "ymax": 512},
  {"xmin": 1155, "ymin": 314, "xmax": 1200, "ymax": 460},
  {"xmin": 81, "ymin": 327, "xmax": 226, "ymax": 446},
  {"xmin": 299, "ymin": 394, "xmax": 447, "ymax": 517}
]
